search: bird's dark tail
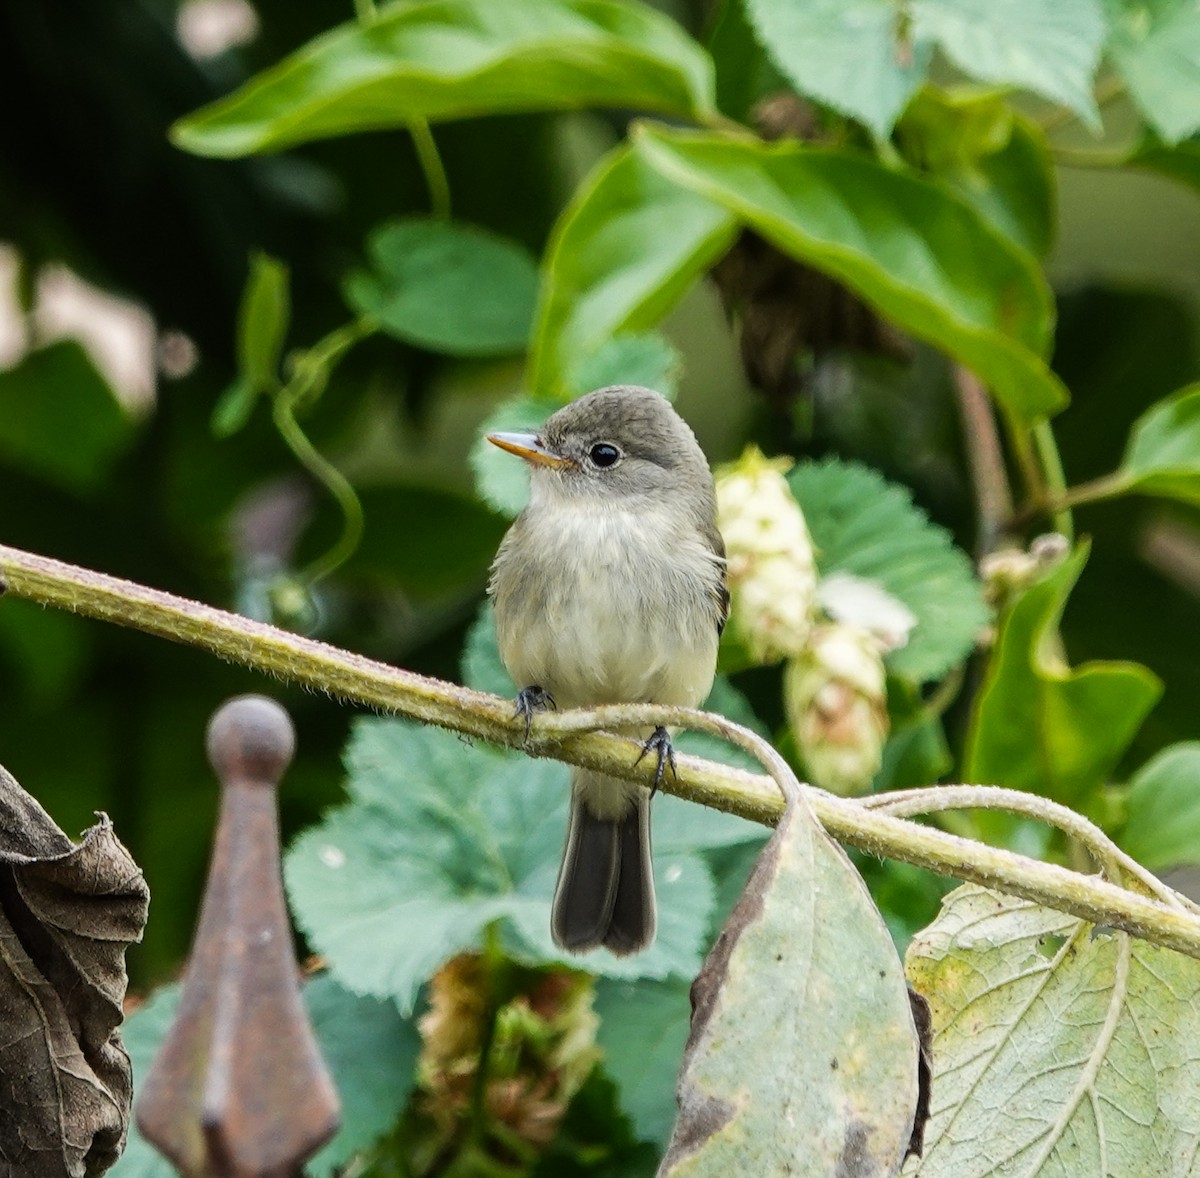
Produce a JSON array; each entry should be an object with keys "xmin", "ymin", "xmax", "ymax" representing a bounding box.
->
[{"xmin": 551, "ymin": 780, "xmax": 655, "ymax": 955}]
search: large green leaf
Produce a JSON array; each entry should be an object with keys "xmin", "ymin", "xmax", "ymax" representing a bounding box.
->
[
  {"xmin": 0, "ymin": 340, "xmax": 134, "ymax": 494},
  {"xmin": 964, "ymin": 544, "xmax": 1161, "ymax": 805},
  {"xmin": 173, "ymin": 0, "xmax": 716, "ymax": 157},
  {"xmin": 285, "ymin": 718, "xmax": 741, "ymax": 1011},
  {"xmin": 661, "ymin": 793, "xmax": 920, "ymax": 1174},
  {"xmin": 345, "ymin": 218, "xmax": 539, "ymax": 356},
  {"xmin": 742, "ymin": 0, "xmax": 930, "ymax": 137},
  {"xmin": 907, "ymin": 884, "xmax": 1200, "ymax": 1175},
  {"xmin": 788, "ymin": 459, "xmax": 990, "ymax": 683},
  {"xmin": 112, "ymin": 976, "xmax": 418, "ymax": 1178},
  {"xmin": 1119, "ymin": 742, "xmax": 1200, "ymax": 871},
  {"xmin": 911, "ymin": 0, "xmax": 1105, "ymax": 127},
  {"xmin": 1107, "ymin": 0, "xmax": 1200, "ymax": 144},
  {"xmin": 634, "ymin": 124, "xmax": 1067, "ymax": 421},
  {"xmin": 1116, "ymin": 382, "xmax": 1200, "ymax": 504},
  {"xmin": 529, "ymin": 143, "xmax": 738, "ymax": 398}
]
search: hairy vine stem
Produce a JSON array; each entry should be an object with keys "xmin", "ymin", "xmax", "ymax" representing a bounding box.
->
[{"xmin": 2, "ymin": 541, "xmax": 1199, "ymax": 960}]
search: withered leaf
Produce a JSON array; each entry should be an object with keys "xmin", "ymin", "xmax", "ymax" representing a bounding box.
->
[
  {"xmin": 0, "ymin": 764, "xmax": 149, "ymax": 1177},
  {"xmin": 661, "ymin": 793, "xmax": 920, "ymax": 1177}
]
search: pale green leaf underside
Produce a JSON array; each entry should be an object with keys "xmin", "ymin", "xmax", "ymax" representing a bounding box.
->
[
  {"xmin": 172, "ymin": 0, "xmax": 715, "ymax": 157},
  {"xmin": 743, "ymin": 0, "xmax": 929, "ymax": 136},
  {"xmin": 1107, "ymin": 0, "xmax": 1200, "ymax": 144},
  {"xmin": 912, "ymin": 0, "xmax": 1105, "ymax": 128},
  {"xmin": 906, "ymin": 884, "xmax": 1200, "ymax": 1176},
  {"xmin": 789, "ymin": 458, "xmax": 990, "ymax": 683},
  {"xmin": 283, "ymin": 716, "xmax": 766, "ymax": 1009}
]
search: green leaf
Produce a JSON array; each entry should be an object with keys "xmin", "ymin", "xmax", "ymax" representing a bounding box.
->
[
  {"xmin": 908, "ymin": 884, "xmax": 1200, "ymax": 1173},
  {"xmin": 742, "ymin": 0, "xmax": 930, "ymax": 136},
  {"xmin": 1117, "ymin": 382, "xmax": 1200, "ymax": 504},
  {"xmin": 285, "ymin": 718, "xmax": 724, "ymax": 1010},
  {"xmin": 964, "ymin": 544, "xmax": 1161, "ymax": 806},
  {"xmin": 172, "ymin": 0, "xmax": 716, "ymax": 157},
  {"xmin": 529, "ymin": 143, "xmax": 739, "ymax": 398},
  {"xmin": 593, "ymin": 977, "xmax": 692, "ymax": 1147},
  {"xmin": 635, "ymin": 124, "xmax": 1067, "ymax": 422},
  {"xmin": 911, "ymin": 0, "xmax": 1105, "ymax": 128},
  {"xmin": 0, "ymin": 340, "xmax": 133, "ymax": 494},
  {"xmin": 1107, "ymin": 0, "xmax": 1200, "ymax": 144},
  {"xmin": 305, "ymin": 974, "xmax": 421, "ymax": 1177},
  {"xmin": 112, "ymin": 977, "xmax": 419, "ymax": 1178},
  {"xmin": 898, "ymin": 89, "xmax": 1056, "ymax": 257},
  {"xmin": 345, "ymin": 218, "xmax": 539, "ymax": 356},
  {"xmin": 470, "ymin": 395, "xmax": 555, "ymax": 516},
  {"xmin": 565, "ymin": 331, "xmax": 683, "ymax": 401},
  {"xmin": 1120, "ymin": 742, "xmax": 1200, "ymax": 870},
  {"xmin": 239, "ymin": 252, "xmax": 290, "ymax": 391},
  {"xmin": 661, "ymin": 794, "xmax": 920, "ymax": 1174},
  {"xmin": 788, "ymin": 458, "xmax": 990, "ymax": 683}
]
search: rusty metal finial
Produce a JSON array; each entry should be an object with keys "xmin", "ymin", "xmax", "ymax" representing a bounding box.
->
[{"xmin": 135, "ymin": 695, "xmax": 340, "ymax": 1177}]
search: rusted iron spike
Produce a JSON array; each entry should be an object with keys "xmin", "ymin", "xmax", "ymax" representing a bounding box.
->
[{"xmin": 135, "ymin": 695, "xmax": 340, "ymax": 1177}]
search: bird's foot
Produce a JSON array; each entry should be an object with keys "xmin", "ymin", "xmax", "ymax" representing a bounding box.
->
[
  {"xmin": 514, "ymin": 685, "xmax": 556, "ymax": 743},
  {"xmin": 636, "ymin": 726, "xmax": 676, "ymax": 797}
]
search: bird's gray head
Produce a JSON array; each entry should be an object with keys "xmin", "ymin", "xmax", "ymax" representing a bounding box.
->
[{"xmin": 487, "ymin": 385, "xmax": 714, "ymax": 513}]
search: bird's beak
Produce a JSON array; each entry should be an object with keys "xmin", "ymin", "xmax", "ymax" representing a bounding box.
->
[{"xmin": 486, "ymin": 432, "xmax": 574, "ymax": 469}]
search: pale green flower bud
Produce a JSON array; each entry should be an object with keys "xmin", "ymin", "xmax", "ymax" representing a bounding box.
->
[
  {"xmin": 716, "ymin": 446, "xmax": 817, "ymax": 664},
  {"xmin": 785, "ymin": 622, "xmax": 889, "ymax": 796}
]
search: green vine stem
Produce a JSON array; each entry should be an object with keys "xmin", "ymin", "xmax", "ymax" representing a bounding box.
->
[
  {"xmin": 2, "ymin": 541, "xmax": 1200, "ymax": 961},
  {"xmin": 273, "ymin": 319, "xmax": 375, "ymax": 585},
  {"xmin": 860, "ymin": 783, "xmax": 1191, "ymax": 912},
  {"xmin": 1045, "ymin": 471, "xmax": 1133, "ymax": 513},
  {"xmin": 1032, "ymin": 420, "xmax": 1075, "ymax": 542},
  {"xmin": 409, "ymin": 118, "xmax": 452, "ymax": 220}
]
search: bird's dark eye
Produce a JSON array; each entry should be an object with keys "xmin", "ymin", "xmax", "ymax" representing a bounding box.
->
[{"xmin": 589, "ymin": 443, "xmax": 620, "ymax": 468}]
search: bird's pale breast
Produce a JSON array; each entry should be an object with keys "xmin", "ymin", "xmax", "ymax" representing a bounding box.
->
[{"xmin": 491, "ymin": 501, "xmax": 721, "ymax": 713}]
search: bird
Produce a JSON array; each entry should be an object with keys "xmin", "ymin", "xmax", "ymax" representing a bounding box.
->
[{"xmin": 487, "ymin": 385, "xmax": 727, "ymax": 955}]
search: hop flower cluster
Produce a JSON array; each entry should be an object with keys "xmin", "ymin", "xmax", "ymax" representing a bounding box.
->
[
  {"xmin": 784, "ymin": 623, "xmax": 890, "ymax": 796},
  {"xmin": 716, "ymin": 446, "xmax": 902, "ymax": 796},
  {"xmin": 715, "ymin": 446, "xmax": 817, "ymax": 665}
]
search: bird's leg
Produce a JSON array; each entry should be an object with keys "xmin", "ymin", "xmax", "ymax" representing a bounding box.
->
[
  {"xmin": 514, "ymin": 685, "xmax": 556, "ymax": 743},
  {"xmin": 635, "ymin": 726, "xmax": 676, "ymax": 797}
]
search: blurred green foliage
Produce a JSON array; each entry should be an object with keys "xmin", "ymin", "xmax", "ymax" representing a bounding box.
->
[{"xmin": 2, "ymin": 0, "xmax": 1200, "ymax": 1173}]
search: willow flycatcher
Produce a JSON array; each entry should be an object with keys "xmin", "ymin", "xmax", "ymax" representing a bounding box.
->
[{"xmin": 487, "ymin": 385, "xmax": 727, "ymax": 954}]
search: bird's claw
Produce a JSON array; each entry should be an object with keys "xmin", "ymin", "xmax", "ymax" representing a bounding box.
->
[
  {"xmin": 636, "ymin": 726, "xmax": 676, "ymax": 797},
  {"xmin": 514, "ymin": 685, "xmax": 556, "ymax": 743}
]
